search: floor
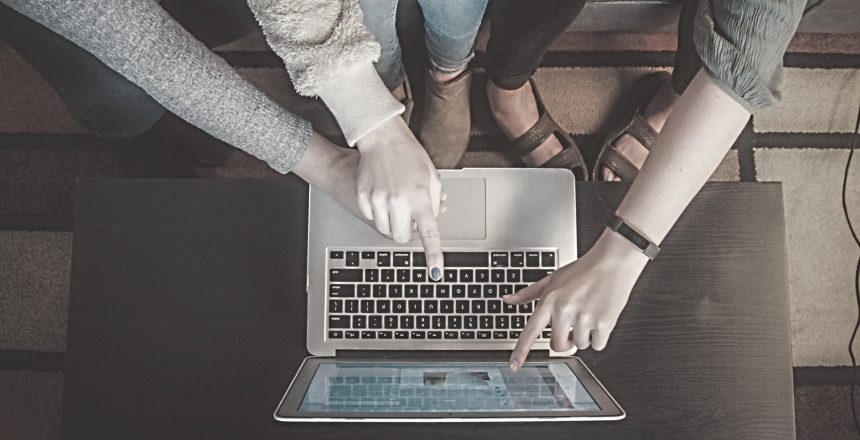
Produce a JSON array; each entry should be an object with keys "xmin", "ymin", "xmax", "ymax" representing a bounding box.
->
[{"xmin": 0, "ymin": 10, "xmax": 859, "ymax": 440}]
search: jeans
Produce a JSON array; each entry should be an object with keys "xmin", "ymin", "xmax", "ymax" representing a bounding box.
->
[
  {"xmin": 0, "ymin": 0, "xmax": 257, "ymax": 138},
  {"xmin": 485, "ymin": 0, "xmax": 803, "ymax": 109},
  {"xmin": 358, "ymin": 0, "xmax": 488, "ymax": 91}
]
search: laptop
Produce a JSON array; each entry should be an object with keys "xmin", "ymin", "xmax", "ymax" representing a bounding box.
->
[{"xmin": 274, "ymin": 168, "xmax": 624, "ymax": 422}]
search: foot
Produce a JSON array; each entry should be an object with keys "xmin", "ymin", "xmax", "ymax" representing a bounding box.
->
[
  {"xmin": 602, "ymin": 80, "xmax": 680, "ymax": 181},
  {"xmin": 416, "ymin": 66, "xmax": 473, "ymax": 169},
  {"xmin": 487, "ymin": 79, "xmax": 562, "ymax": 167}
]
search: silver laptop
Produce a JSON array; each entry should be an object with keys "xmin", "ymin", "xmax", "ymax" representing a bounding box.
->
[{"xmin": 275, "ymin": 168, "xmax": 624, "ymax": 422}]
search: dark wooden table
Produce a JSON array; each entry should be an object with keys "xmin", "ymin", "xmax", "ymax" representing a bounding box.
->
[{"xmin": 65, "ymin": 177, "xmax": 794, "ymax": 439}]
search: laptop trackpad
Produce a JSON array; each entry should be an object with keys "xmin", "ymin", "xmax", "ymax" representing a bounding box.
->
[{"xmin": 437, "ymin": 177, "xmax": 486, "ymax": 240}]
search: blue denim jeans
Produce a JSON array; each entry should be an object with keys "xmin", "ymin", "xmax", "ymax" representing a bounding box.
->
[{"xmin": 358, "ymin": 0, "xmax": 488, "ymax": 90}]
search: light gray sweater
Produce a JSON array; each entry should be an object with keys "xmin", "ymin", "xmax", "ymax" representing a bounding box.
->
[{"xmin": 3, "ymin": 0, "xmax": 403, "ymax": 172}]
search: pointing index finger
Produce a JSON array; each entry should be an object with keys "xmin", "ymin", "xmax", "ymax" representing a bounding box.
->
[
  {"xmin": 413, "ymin": 206, "xmax": 444, "ymax": 280},
  {"xmin": 509, "ymin": 304, "xmax": 551, "ymax": 372}
]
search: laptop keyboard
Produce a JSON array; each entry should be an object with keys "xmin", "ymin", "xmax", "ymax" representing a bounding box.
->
[{"xmin": 326, "ymin": 249, "xmax": 555, "ymax": 341}]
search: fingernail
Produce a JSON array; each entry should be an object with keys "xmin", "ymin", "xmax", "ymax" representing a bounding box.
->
[
  {"xmin": 509, "ymin": 361, "xmax": 518, "ymax": 371},
  {"xmin": 430, "ymin": 267, "xmax": 442, "ymax": 281}
]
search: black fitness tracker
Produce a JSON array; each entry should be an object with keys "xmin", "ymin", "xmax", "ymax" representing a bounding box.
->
[{"xmin": 606, "ymin": 215, "xmax": 660, "ymax": 260}]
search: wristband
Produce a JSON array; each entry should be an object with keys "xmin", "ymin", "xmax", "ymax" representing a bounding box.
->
[{"xmin": 606, "ymin": 215, "xmax": 660, "ymax": 260}]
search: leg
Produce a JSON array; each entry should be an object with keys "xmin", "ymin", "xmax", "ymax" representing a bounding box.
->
[
  {"xmin": 415, "ymin": 0, "xmax": 488, "ymax": 168},
  {"xmin": 484, "ymin": 0, "xmax": 585, "ymax": 167},
  {"xmin": 357, "ymin": 0, "xmax": 407, "ymax": 93},
  {"xmin": 0, "ymin": 2, "xmax": 165, "ymax": 139}
]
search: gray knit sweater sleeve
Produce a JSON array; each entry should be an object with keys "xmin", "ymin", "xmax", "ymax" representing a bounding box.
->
[{"xmin": 2, "ymin": 0, "xmax": 312, "ymax": 173}]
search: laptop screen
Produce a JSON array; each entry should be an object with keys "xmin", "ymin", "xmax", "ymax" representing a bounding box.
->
[{"xmin": 297, "ymin": 362, "xmax": 599, "ymax": 413}]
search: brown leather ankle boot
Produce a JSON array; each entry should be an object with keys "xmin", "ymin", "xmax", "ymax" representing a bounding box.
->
[{"xmin": 417, "ymin": 68, "xmax": 472, "ymax": 169}]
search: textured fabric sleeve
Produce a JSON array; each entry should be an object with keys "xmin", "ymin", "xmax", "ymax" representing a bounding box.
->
[
  {"xmin": 693, "ymin": 0, "xmax": 805, "ymax": 109},
  {"xmin": 2, "ymin": 0, "xmax": 312, "ymax": 173},
  {"xmin": 248, "ymin": 0, "xmax": 404, "ymax": 146}
]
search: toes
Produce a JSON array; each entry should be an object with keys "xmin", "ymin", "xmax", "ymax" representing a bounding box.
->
[{"xmin": 601, "ymin": 167, "xmax": 616, "ymax": 181}]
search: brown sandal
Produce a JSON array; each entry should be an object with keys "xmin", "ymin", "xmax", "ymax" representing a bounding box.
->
[
  {"xmin": 508, "ymin": 78, "xmax": 589, "ymax": 180},
  {"xmin": 593, "ymin": 72, "xmax": 670, "ymax": 181}
]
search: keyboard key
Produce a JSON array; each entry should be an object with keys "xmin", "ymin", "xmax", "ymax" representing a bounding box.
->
[
  {"xmin": 442, "ymin": 252, "xmax": 489, "ymax": 267},
  {"xmin": 411, "ymin": 331, "xmax": 426, "ymax": 339},
  {"xmin": 330, "ymin": 250, "xmax": 344, "ymax": 259},
  {"xmin": 440, "ymin": 300, "xmax": 454, "ymax": 313},
  {"xmin": 491, "ymin": 269, "xmax": 505, "ymax": 282},
  {"xmin": 405, "ymin": 285, "xmax": 418, "ymax": 298},
  {"xmin": 493, "ymin": 331, "xmax": 507, "ymax": 339},
  {"xmin": 541, "ymin": 252, "xmax": 555, "ymax": 267},
  {"xmin": 369, "ymin": 316, "xmax": 382, "ymax": 329},
  {"xmin": 330, "ymin": 269, "xmax": 362, "ymax": 283},
  {"xmin": 428, "ymin": 331, "xmax": 442, "ymax": 339},
  {"xmin": 435, "ymin": 285, "xmax": 450, "ymax": 298},
  {"xmin": 491, "ymin": 252, "xmax": 509, "ymax": 267},
  {"xmin": 373, "ymin": 285, "xmax": 386, "ymax": 298},
  {"xmin": 460, "ymin": 331, "xmax": 475, "ymax": 339},
  {"xmin": 459, "ymin": 269, "xmax": 474, "ymax": 282},
  {"xmin": 395, "ymin": 331, "xmax": 409, "ymax": 339},
  {"xmin": 393, "ymin": 300, "xmax": 406, "ymax": 313},
  {"xmin": 377, "ymin": 300, "xmax": 391, "ymax": 313},
  {"xmin": 448, "ymin": 316, "xmax": 462, "ymax": 329},
  {"xmin": 542, "ymin": 330, "xmax": 552, "ymax": 339},
  {"xmin": 361, "ymin": 251, "xmax": 375, "ymax": 260},
  {"xmin": 329, "ymin": 330, "xmax": 344, "ymax": 339},
  {"xmin": 420, "ymin": 285, "xmax": 434, "ymax": 298},
  {"xmin": 409, "ymin": 300, "xmax": 422, "ymax": 313},
  {"xmin": 381, "ymin": 269, "xmax": 395, "ymax": 282},
  {"xmin": 377, "ymin": 252, "xmax": 391, "ymax": 267},
  {"xmin": 452, "ymin": 285, "xmax": 466, "ymax": 297},
  {"xmin": 329, "ymin": 315, "xmax": 350, "ymax": 328},
  {"xmin": 523, "ymin": 269, "xmax": 553, "ymax": 282},
  {"xmin": 329, "ymin": 284, "xmax": 356, "ymax": 297},
  {"xmin": 353, "ymin": 316, "xmax": 367, "ymax": 328},
  {"xmin": 444, "ymin": 331, "xmax": 459, "ymax": 339},
  {"xmin": 384, "ymin": 315, "xmax": 398, "ymax": 329},
  {"xmin": 500, "ymin": 285, "xmax": 514, "ymax": 296},
  {"xmin": 425, "ymin": 300, "xmax": 438, "ymax": 314},
  {"xmin": 519, "ymin": 302, "xmax": 533, "ymax": 313},
  {"xmin": 378, "ymin": 331, "xmax": 392, "ymax": 339},
  {"xmin": 483, "ymin": 285, "xmax": 498, "ymax": 298},
  {"xmin": 345, "ymin": 300, "xmax": 359, "ymax": 313},
  {"xmin": 495, "ymin": 316, "xmax": 509, "ymax": 329},
  {"xmin": 413, "ymin": 269, "xmax": 427, "ymax": 283},
  {"xmin": 488, "ymin": 300, "xmax": 502, "ymax": 314},
  {"xmin": 476, "ymin": 270, "xmax": 489, "ymax": 283},
  {"xmin": 456, "ymin": 300, "xmax": 470, "ymax": 313},
  {"xmin": 389, "ymin": 285, "xmax": 403, "ymax": 298},
  {"xmin": 503, "ymin": 303, "xmax": 517, "ymax": 313},
  {"xmin": 361, "ymin": 330, "xmax": 375, "ymax": 339},
  {"xmin": 329, "ymin": 300, "xmax": 343, "ymax": 313},
  {"xmin": 512, "ymin": 316, "xmax": 525, "ymax": 329},
  {"xmin": 526, "ymin": 252, "xmax": 540, "ymax": 267},
  {"xmin": 444, "ymin": 269, "xmax": 457, "ymax": 282},
  {"xmin": 464, "ymin": 316, "xmax": 477, "ymax": 329},
  {"xmin": 346, "ymin": 330, "xmax": 359, "ymax": 339},
  {"xmin": 472, "ymin": 301, "xmax": 487, "ymax": 314},
  {"xmin": 479, "ymin": 315, "xmax": 493, "ymax": 329},
  {"xmin": 511, "ymin": 252, "xmax": 525, "ymax": 267},
  {"xmin": 361, "ymin": 300, "xmax": 374, "ymax": 313},
  {"xmin": 467, "ymin": 285, "xmax": 481, "ymax": 298},
  {"xmin": 510, "ymin": 331, "xmax": 521, "ymax": 338},
  {"xmin": 515, "ymin": 284, "xmax": 528, "ymax": 292},
  {"xmin": 346, "ymin": 251, "xmax": 360, "ymax": 266},
  {"xmin": 417, "ymin": 315, "xmax": 430, "ymax": 329},
  {"xmin": 393, "ymin": 252, "xmax": 411, "ymax": 267},
  {"xmin": 357, "ymin": 284, "xmax": 371, "ymax": 297},
  {"xmin": 400, "ymin": 316, "xmax": 414, "ymax": 329},
  {"xmin": 506, "ymin": 270, "xmax": 521, "ymax": 283},
  {"xmin": 432, "ymin": 315, "xmax": 445, "ymax": 329},
  {"xmin": 365, "ymin": 269, "xmax": 379, "ymax": 282},
  {"xmin": 397, "ymin": 269, "xmax": 410, "ymax": 282},
  {"xmin": 477, "ymin": 331, "xmax": 491, "ymax": 339}
]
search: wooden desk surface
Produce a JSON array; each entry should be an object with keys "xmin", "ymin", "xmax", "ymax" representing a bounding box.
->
[{"xmin": 65, "ymin": 178, "xmax": 793, "ymax": 439}]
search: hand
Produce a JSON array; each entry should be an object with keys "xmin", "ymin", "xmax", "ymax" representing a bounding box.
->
[
  {"xmin": 504, "ymin": 229, "xmax": 650, "ymax": 371},
  {"xmin": 355, "ymin": 117, "xmax": 445, "ymax": 279}
]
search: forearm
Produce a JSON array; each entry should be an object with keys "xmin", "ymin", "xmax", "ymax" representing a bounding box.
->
[
  {"xmin": 3, "ymin": 0, "xmax": 312, "ymax": 173},
  {"xmin": 249, "ymin": 0, "xmax": 403, "ymax": 145},
  {"xmin": 615, "ymin": 68, "xmax": 751, "ymax": 244}
]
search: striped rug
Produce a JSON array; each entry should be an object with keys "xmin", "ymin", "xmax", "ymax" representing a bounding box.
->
[{"xmin": 1, "ymin": 29, "xmax": 859, "ymax": 439}]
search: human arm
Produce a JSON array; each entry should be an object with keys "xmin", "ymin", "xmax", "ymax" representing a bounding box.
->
[
  {"xmin": 505, "ymin": 69, "xmax": 751, "ymax": 370},
  {"xmin": 249, "ymin": 0, "xmax": 444, "ymax": 276}
]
